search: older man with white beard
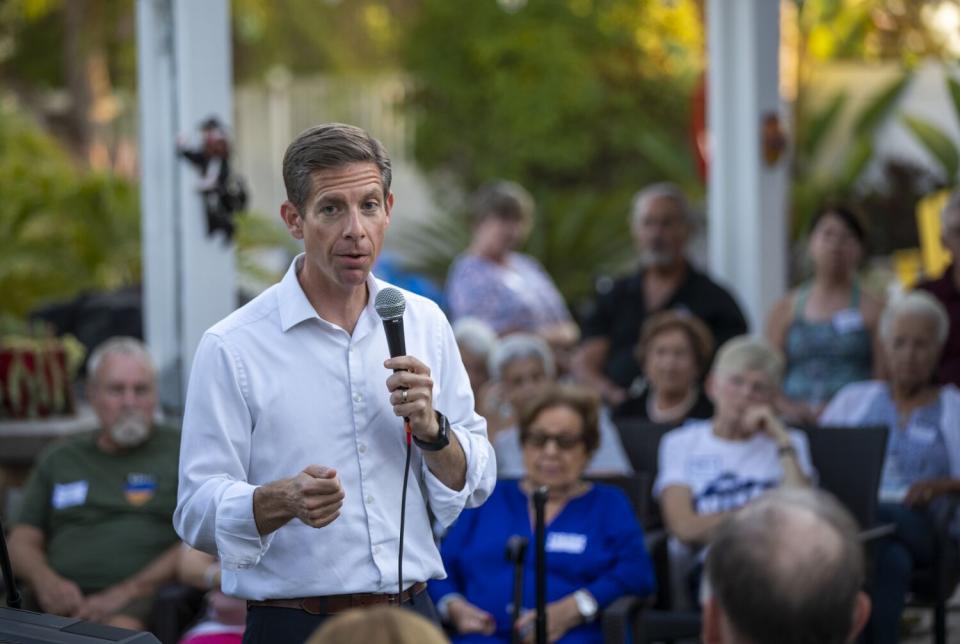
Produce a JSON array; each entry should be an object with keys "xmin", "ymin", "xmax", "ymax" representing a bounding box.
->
[
  {"xmin": 573, "ymin": 183, "xmax": 748, "ymax": 407},
  {"xmin": 9, "ymin": 337, "xmax": 180, "ymax": 632}
]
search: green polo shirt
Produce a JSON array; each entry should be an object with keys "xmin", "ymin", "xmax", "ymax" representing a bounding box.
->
[{"xmin": 16, "ymin": 427, "xmax": 181, "ymax": 592}]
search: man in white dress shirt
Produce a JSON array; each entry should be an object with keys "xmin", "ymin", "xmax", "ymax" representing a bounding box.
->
[{"xmin": 174, "ymin": 123, "xmax": 497, "ymax": 643}]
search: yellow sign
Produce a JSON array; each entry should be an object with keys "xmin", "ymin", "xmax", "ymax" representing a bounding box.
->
[
  {"xmin": 917, "ymin": 190, "xmax": 953, "ymax": 279},
  {"xmin": 895, "ymin": 190, "xmax": 953, "ymax": 288}
]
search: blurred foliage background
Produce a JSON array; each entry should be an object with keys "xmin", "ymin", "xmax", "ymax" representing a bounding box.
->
[{"xmin": 1, "ymin": 0, "xmax": 959, "ymax": 318}]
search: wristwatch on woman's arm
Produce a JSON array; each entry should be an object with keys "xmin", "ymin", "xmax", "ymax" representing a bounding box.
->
[{"xmin": 573, "ymin": 589, "xmax": 598, "ymax": 622}]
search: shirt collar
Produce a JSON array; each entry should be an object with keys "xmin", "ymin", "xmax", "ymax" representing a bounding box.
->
[{"xmin": 277, "ymin": 253, "xmax": 385, "ymax": 333}]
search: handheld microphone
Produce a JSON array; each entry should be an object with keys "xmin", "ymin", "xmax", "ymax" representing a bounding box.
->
[
  {"xmin": 374, "ymin": 287, "xmax": 406, "ymax": 362},
  {"xmin": 505, "ymin": 535, "xmax": 529, "ymax": 563},
  {"xmin": 375, "ymin": 286, "xmax": 412, "ymax": 602}
]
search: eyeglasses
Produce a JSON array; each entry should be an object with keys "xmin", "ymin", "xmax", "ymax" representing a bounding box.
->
[{"xmin": 523, "ymin": 432, "xmax": 584, "ymax": 450}]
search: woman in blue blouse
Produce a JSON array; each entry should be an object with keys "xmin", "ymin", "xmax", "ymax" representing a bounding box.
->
[
  {"xmin": 821, "ymin": 291, "xmax": 960, "ymax": 644},
  {"xmin": 430, "ymin": 385, "xmax": 655, "ymax": 643}
]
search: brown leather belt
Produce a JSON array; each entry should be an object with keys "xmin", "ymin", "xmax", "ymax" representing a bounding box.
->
[{"xmin": 247, "ymin": 581, "xmax": 427, "ymax": 615}]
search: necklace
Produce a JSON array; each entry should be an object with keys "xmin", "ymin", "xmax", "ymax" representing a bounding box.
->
[{"xmin": 647, "ymin": 387, "xmax": 698, "ymax": 423}]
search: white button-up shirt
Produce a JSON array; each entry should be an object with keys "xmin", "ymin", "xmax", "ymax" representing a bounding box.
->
[{"xmin": 174, "ymin": 256, "xmax": 496, "ymax": 600}]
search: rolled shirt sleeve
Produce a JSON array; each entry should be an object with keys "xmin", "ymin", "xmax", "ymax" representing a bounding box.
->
[
  {"xmin": 174, "ymin": 333, "xmax": 276, "ymax": 570},
  {"xmin": 421, "ymin": 311, "xmax": 497, "ymax": 528}
]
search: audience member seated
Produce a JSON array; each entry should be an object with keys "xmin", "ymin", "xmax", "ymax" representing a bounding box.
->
[
  {"xmin": 176, "ymin": 546, "xmax": 246, "ymax": 644},
  {"xmin": 445, "ymin": 180, "xmax": 579, "ymax": 356},
  {"xmin": 430, "ymin": 385, "xmax": 655, "ymax": 644},
  {"xmin": 654, "ymin": 336, "xmax": 814, "ymax": 608},
  {"xmin": 306, "ymin": 606, "xmax": 450, "ymax": 644},
  {"xmin": 485, "ymin": 334, "xmax": 631, "ymax": 477},
  {"xmin": 453, "ymin": 317, "xmax": 499, "ymax": 407},
  {"xmin": 8, "ymin": 337, "xmax": 181, "ymax": 631},
  {"xmin": 820, "ymin": 290, "xmax": 960, "ymax": 644},
  {"xmin": 613, "ymin": 310, "xmax": 714, "ymax": 424},
  {"xmin": 766, "ymin": 205, "xmax": 882, "ymax": 425},
  {"xmin": 573, "ymin": 182, "xmax": 747, "ymax": 407},
  {"xmin": 702, "ymin": 488, "xmax": 871, "ymax": 644},
  {"xmin": 917, "ymin": 189, "xmax": 960, "ymax": 387}
]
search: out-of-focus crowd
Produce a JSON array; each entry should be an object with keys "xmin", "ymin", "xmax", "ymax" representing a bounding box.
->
[{"xmin": 6, "ymin": 179, "xmax": 960, "ymax": 644}]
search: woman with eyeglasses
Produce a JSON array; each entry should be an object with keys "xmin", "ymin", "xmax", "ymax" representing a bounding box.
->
[{"xmin": 429, "ymin": 385, "xmax": 655, "ymax": 644}]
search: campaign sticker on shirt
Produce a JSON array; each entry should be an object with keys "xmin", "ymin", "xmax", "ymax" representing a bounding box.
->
[
  {"xmin": 52, "ymin": 480, "xmax": 88, "ymax": 509},
  {"xmin": 546, "ymin": 532, "xmax": 587, "ymax": 554},
  {"xmin": 906, "ymin": 422, "xmax": 939, "ymax": 446},
  {"xmin": 124, "ymin": 473, "xmax": 157, "ymax": 506},
  {"xmin": 832, "ymin": 309, "xmax": 865, "ymax": 334}
]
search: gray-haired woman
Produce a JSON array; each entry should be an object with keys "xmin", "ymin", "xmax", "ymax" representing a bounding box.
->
[{"xmin": 821, "ymin": 290, "xmax": 960, "ymax": 644}]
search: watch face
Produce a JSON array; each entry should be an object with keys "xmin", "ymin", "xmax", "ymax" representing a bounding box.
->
[{"xmin": 575, "ymin": 591, "xmax": 597, "ymax": 619}]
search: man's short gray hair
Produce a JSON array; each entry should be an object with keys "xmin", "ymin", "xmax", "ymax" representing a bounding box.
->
[
  {"xmin": 487, "ymin": 333, "xmax": 555, "ymax": 381},
  {"xmin": 453, "ymin": 318, "xmax": 498, "ymax": 359},
  {"xmin": 629, "ymin": 182, "xmax": 690, "ymax": 229},
  {"xmin": 711, "ymin": 335, "xmax": 785, "ymax": 386},
  {"xmin": 705, "ymin": 488, "xmax": 864, "ymax": 644},
  {"xmin": 879, "ymin": 290, "xmax": 950, "ymax": 349},
  {"xmin": 282, "ymin": 123, "xmax": 392, "ymax": 211},
  {"xmin": 87, "ymin": 337, "xmax": 155, "ymax": 386}
]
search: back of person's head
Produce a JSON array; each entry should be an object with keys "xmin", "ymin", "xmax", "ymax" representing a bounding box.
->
[
  {"xmin": 487, "ymin": 333, "xmax": 555, "ymax": 381},
  {"xmin": 282, "ymin": 123, "xmax": 392, "ymax": 211},
  {"xmin": 710, "ymin": 335, "xmax": 784, "ymax": 386},
  {"xmin": 306, "ymin": 606, "xmax": 449, "ymax": 644},
  {"xmin": 470, "ymin": 180, "xmax": 535, "ymax": 226},
  {"xmin": 703, "ymin": 488, "xmax": 870, "ymax": 644}
]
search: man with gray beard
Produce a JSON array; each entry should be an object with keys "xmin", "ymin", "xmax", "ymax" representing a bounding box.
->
[
  {"xmin": 8, "ymin": 337, "xmax": 181, "ymax": 633},
  {"xmin": 573, "ymin": 183, "xmax": 747, "ymax": 406}
]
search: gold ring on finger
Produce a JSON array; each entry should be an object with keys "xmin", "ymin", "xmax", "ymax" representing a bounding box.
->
[{"xmin": 402, "ymin": 389, "xmax": 408, "ymax": 403}]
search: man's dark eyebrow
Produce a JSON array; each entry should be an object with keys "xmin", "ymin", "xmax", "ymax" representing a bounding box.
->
[{"xmin": 312, "ymin": 194, "xmax": 346, "ymax": 211}]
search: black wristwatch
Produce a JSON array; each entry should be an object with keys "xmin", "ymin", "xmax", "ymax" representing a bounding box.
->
[{"xmin": 413, "ymin": 410, "xmax": 451, "ymax": 451}]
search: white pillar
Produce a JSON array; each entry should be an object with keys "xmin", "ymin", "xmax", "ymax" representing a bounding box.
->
[
  {"xmin": 137, "ymin": 0, "xmax": 235, "ymax": 413},
  {"xmin": 706, "ymin": 0, "xmax": 787, "ymax": 334}
]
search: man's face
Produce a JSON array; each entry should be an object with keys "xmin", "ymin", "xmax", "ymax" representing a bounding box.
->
[
  {"xmin": 942, "ymin": 210, "xmax": 960, "ymax": 262},
  {"xmin": 90, "ymin": 353, "xmax": 157, "ymax": 444},
  {"xmin": 632, "ymin": 195, "xmax": 689, "ymax": 268},
  {"xmin": 281, "ymin": 162, "xmax": 393, "ymax": 293},
  {"xmin": 709, "ymin": 368, "xmax": 776, "ymax": 434}
]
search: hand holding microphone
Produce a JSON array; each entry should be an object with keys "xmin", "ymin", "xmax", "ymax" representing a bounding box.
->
[{"xmin": 376, "ymin": 288, "xmax": 442, "ymax": 445}]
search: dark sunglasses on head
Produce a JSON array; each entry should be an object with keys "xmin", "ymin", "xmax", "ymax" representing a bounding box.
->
[{"xmin": 523, "ymin": 432, "xmax": 584, "ymax": 450}]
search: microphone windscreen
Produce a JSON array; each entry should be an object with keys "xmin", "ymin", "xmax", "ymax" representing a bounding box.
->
[{"xmin": 375, "ymin": 287, "xmax": 406, "ymax": 321}]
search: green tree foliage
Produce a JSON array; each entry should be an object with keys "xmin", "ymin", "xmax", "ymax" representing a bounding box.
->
[
  {"xmin": 232, "ymin": 0, "xmax": 419, "ymax": 81},
  {"xmin": 400, "ymin": 0, "xmax": 703, "ymax": 302},
  {"xmin": 0, "ymin": 105, "xmax": 141, "ymax": 318},
  {"xmin": 797, "ymin": 0, "xmax": 958, "ymax": 64}
]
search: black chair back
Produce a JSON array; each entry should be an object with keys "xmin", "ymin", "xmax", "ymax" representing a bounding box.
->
[
  {"xmin": 613, "ymin": 419, "xmax": 680, "ymax": 528},
  {"xmin": 583, "ymin": 473, "xmax": 650, "ymax": 523},
  {"xmin": 801, "ymin": 425, "xmax": 889, "ymax": 529}
]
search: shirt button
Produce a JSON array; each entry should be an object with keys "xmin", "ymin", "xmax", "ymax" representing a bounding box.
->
[
  {"xmin": 353, "ymin": 393, "xmax": 363, "ymax": 403},
  {"xmin": 373, "ymin": 545, "xmax": 381, "ymax": 554},
  {"xmin": 366, "ymin": 495, "xmax": 374, "ymax": 504},
  {"xmin": 358, "ymin": 443, "xmax": 367, "ymax": 454}
]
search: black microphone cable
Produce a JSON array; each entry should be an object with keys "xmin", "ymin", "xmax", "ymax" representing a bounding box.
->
[{"xmin": 398, "ymin": 418, "xmax": 412, "ymax": 603}]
